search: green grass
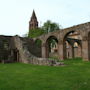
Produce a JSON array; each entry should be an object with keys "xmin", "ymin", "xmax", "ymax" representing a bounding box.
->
[{"xmin": 0, "ymin": 59, "xmax": 90, "ymax": 90}]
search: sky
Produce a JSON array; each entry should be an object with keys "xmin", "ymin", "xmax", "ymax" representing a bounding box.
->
[{"xmin": 0, "ymin": 0, "xmax": 90, "ymax": 36}]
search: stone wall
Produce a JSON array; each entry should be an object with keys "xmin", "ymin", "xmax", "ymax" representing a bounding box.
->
[
  {"xmin": 1, "ymin": 22, "xmax": 90, "ymax": 64},
  {"xmin": 12, "ymin": 36, "xmax": 62, "ymax": 66},
  {"xmin": 37, "ymin": 22, "xmax": 90, "ymax": 61},
  {"xmin": 20, "ymin": 37, "xmax": 41, "ymax": 57},
  {"xmin": 0, "ymin": 35, "xmax": 61, "ymax": 66},
  {"xmin": 0, "ymin": 35, "xmax": 17, "ymax": 63}
]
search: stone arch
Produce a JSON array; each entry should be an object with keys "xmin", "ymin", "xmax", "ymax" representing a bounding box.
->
[
  {"xmin": 36, "ymin": 22, "xmax": 90, "ymax": 61},
  {"xmin": 63, "ymin": 30, "xmax": 82, "ymax": 59},
  {"xmin": 42, "ymin": 35, "xmax": 58, "ymax": 58},
  {"xmin": 44, "ymin": 33, "xmax": 59, "ymax": 43}
]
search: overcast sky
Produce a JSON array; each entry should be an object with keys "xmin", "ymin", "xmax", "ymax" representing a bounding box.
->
[{"xmin": 0, "ymin": 0, "xmax": 90, "ymax": 36}]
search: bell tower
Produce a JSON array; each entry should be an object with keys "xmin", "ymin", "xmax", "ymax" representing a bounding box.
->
[{"xmin": 29, "ymin": 10, "xmax": 38, "ymax": 30}]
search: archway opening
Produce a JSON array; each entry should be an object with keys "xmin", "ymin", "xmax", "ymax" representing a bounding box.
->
[
  {"xmin": 63, "ymin": 31, "xmax": 82, "ymax": 59},
  {"xmin": 13, "ymin": 48, "xmax": 19, "ymax": 62},
  {"xmin": 46, "ymin": 36, "xmax": 58, "ymax": 58}
]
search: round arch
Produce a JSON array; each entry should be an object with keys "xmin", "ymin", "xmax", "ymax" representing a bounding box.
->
[
  {"xmin": 63, "ymin": 30, "xmax": 82, "ymax": 59},
  {"xmin": 45, "ymin": 35, "xmax": 59, "ymax": 58}
]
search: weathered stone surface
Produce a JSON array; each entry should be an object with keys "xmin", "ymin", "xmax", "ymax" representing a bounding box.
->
[
  {"xmin": 36, "ymin": 22, "xmax": 90, "ymax": 61},
  {"xmin": 0, "ymin": 22, "xmax": 90, "ymax": 65}
]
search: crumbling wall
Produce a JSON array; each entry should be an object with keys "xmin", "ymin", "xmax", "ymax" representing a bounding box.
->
[
  {"xmin": 13, "ymin": 36, "xmax": 62, "ymax": 66},
  {"xmin": 0, "ymin": 35, "xmax": 15, "ymax": 63},
  {"xmin": 20, "ymin": 37, "xmax": 41, "ymax": 57}
]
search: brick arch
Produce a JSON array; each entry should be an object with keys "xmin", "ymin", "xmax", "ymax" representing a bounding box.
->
[
  {"xmin": 64, "ymin": 38, "xmax": 82, "ymax": 58},
  {"xmin": 44, "ymin": 32, "xmax": 59, "ymax": 43},
  {"xmin": 36, "ymin": 22, "xmax": 90, "ymax": 60},
  {"xmin": 46, "ymin": 35, "xmax": 58, "ymax": 43},
  {"xmin": 63, "ymin": 30, "xmax": 81, "ymax": 41},
  {"xmin": 62, "ymin": 29, "xmax": 82, "ymax": 59},
  {"xmin": 44, "ymin": 35, "xmax": 59, "ymax": 58}
]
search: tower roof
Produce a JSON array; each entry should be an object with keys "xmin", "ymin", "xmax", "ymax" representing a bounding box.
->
[
  {"xmin": 29, "ymin": 10, "xmax": 38, "ymax": 30},
  {"xmin": 31, "ymin": 10, "xmax": 37, "ymax": 20}
]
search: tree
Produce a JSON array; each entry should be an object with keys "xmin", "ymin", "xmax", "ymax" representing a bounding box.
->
[
  {"xmin": 42, "ymin": 20, "xmax": 61, "ymax": 52},
  {"xmin": 28, "ymin": 28, "xmax": 45, "ymax": 38},
  {"xmin": 42, "ymin": 20, "xmax": 60, "ymax": 33}
]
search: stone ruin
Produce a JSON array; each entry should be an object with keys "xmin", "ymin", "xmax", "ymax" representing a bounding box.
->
[
  {"xmin": 0, "ymin": 22, "xmax": 90, "ymax": 66},
  {"xmin": 0, "ymin": 35, "xmax": 63, "ymax": 66},
  {"xmin": 1, "ymin": 10, "xmax": 90, "ymax": 66}
]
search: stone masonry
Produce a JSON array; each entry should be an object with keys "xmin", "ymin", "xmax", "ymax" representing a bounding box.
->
[
  {"xmin": 0, "ymin": 22, "xmax": 90, "ymax": 66},
  {"xmin": 36, "ymin": 22, "xmax": 90, "ymax": 61},
  {"xmin": 0, "ymin": 35, "xmax": 62, "ymax": 66}
]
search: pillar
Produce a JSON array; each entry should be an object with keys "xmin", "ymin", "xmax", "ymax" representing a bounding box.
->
[
  {"xmin": 72, "ymin": 46, "xmax": 74, "ymax": 58},
  {"xmin": 78, "ymin": 45, "xmax": 82, "ymax": 57},
  {"xmin": 69, "ymin": 44, "xmax": 74, "ymax": 59},
  {"xmin": 41, "ymin": 43, "xmax": 48, "ymax": 58},
  {"xmin": 82, "ymin": 37, "xmax": 89, "ymax": 61},
  {"xmin": 58, "ymin": 40, "xmax": 64, "ymax": 60}
]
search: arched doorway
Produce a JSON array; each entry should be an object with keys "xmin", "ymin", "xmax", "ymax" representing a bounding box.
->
[
  {"xmin": 13, "ymin": 48, "xmax": 19, "ymax": 62},
  {"xmin": 45, "ymin": 36, "xmax": 58, "ymax": 58},
  {"xmin": 63, "ymin": 31, "xmax": 82, "ymax": 59}
]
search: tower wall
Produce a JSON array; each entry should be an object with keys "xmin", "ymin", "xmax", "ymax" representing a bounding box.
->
[{"xmin": 29, "ymin": 10, "xmax": 38, "ymax": 30}]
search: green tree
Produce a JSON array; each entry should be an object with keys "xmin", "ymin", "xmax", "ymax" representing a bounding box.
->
[
  {"xmin": 28, "ymin": 28, "xmax": 45, "ymax": 38},
  {"xmin": 42, "ymin": 20, "xmax": 60, "ymax": 33},
  {"xmin": 35, "ymin": 39, "xmax": 42, "ymax": 47},
  {"xmin": 42, "ymin": 20, "xmax": 61, "ymax": 52}
]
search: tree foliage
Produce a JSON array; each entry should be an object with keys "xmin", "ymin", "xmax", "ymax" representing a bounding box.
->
[
  {"xmin": 27, "ymin": 20, "xmax": 61, "ymax": 51},
  {"xmin": 27, "ymin": 20, "xmax": 61, "ymax": 39},
  {"xmin": 42, "ymin": 20, "xmax": 60, "ymax": 33},
  {"xmin": 35, "ymin": 39, "xmax": 42, "ymax": 47},
  {"xmin": 28, "ymin": 28, "xmax": 44, "ymax": 38}
]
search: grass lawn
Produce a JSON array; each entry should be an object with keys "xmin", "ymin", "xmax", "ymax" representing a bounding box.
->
[{"xmin": 0, "ymin": 58, "xmax": 90, "ymax": 90}]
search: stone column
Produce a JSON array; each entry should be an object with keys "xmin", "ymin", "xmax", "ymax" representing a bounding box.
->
[
  {"xmin": 41, "ymin": 43, "xmax": 48, "ymax": 58},
  {"xmin": 69, "ymin": 44, "xmax": 74, "ymax": 59},
  {"xmin": 82, "ymin": 37, "xmax": 89, "ymax": 61},
  {"xmin": 78, "ymin": 45, "xmax": 82, "ymax": 57},
  {"xmin": 72, "ymin": 46, "xmax": 74, "ymax": 58},
  {"xmin": 58, "ymin": 40, "xmax": 64, "ymax": 60}
]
